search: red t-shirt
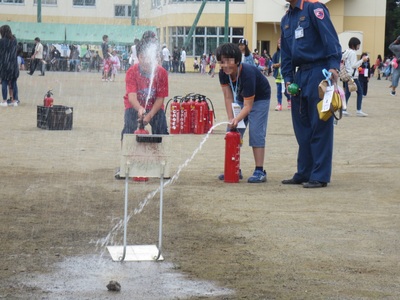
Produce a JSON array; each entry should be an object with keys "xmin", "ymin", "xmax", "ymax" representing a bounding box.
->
[{"xmin": 124, "ymin": 64, "xmax": 168, "ymax": 110}]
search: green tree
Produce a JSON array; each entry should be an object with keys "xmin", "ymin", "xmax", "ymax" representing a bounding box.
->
[{"xmin": 386, "ymin": 0, "xmax": 400, "ymax": 56}]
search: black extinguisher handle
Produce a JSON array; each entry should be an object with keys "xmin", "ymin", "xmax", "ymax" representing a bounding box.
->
[
  {"xmin": 165, "ymin": 97, "xmax": 174, "ymax": 116},
  {"xmin": 205, "ymin": 97, "xmax": 216, "ymax": 120}
]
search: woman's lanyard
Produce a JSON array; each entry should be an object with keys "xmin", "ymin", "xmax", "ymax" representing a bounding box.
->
[{"xmin": 229, "ymin": 63, "xmax": 241, "ymax": 103}]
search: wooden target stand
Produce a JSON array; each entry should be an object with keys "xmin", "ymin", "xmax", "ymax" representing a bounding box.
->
[{"xmin": 107, "ymin": 134, "xmax": 170, "ymax": 262}]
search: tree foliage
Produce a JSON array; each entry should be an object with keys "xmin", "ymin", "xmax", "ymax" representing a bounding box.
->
[{"xmin": 385, "ymin": 0, "xmax": 400, "ymax": 56}]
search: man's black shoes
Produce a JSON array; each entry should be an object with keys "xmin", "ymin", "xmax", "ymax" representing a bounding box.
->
[
  {"xmin": 282, "ymin": 178, "xmax": 327, "ymax": 188},
  {"xmin": 281, "ymin": 178, "xmax": 304, "ymax": 185},
  {"xmin": 303, "ymin": 181, "xmax": 327, "ymax": 188}
]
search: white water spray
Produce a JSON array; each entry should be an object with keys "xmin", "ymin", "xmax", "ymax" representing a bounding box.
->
[
  {"xmin": 97, "ymin": 121, "xmax": 230, "ymax": 252},
  {"xmin": 143, "ymin": 42, "xmax": 159, "ymax": 109}
]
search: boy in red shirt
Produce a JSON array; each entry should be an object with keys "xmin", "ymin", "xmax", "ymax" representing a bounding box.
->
[{"xmin": 121, "ymin": 39, "xmax": 169, "ymax": 137}]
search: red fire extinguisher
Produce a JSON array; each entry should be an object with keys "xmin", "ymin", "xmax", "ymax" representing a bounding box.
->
[
  {"xmin": 43, "ymin": 90, "xmax": 54, "ymax": 107},
  {"xmin": 166, "ymin": 96, "xmax": 181, "ymax": 134},
  {"xmin": 224, "ymin": 129, "xmax": 241, "ymax": 183},
  {"xmin": 190, "ymin": 95, "xmax": 196, "ymax": 133},
  {"xmin": 133, "ymin": 119, "xmax": 149, "ymax": 182},
  {"xmin": 193, "ymin": 98, "xmax": 207, "ymax": 134},
  {"xmin": 172, "ymin": 96, "xmax": 181, "ymax": 134},
  {"xmin": 180, "ymin": 97, "xmax": 192, "ymax": 134}
]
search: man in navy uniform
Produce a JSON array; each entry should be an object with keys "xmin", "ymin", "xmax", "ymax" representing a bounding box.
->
[{"xmin": 280, "ymin": 0, "xmax": 342, "ymax": 188}]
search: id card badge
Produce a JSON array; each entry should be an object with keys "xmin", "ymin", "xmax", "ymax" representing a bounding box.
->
[
  {"xmin": 321, "ymin": 85, "xmax": 334, "ymax": 112},
  {"xmin": 295, "ymin": 26, "xmax": 304, "ymax": 39},
  {"xmin": 231, "ymin": 103, "xmax": 246, "ymax": 129}
]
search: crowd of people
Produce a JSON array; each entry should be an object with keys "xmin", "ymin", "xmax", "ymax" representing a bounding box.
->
[{"xmin": 2, "ymin": 7, "xmax": 400, "ymax": 189}]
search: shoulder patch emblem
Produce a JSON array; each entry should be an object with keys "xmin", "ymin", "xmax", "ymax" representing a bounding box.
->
[{"xmin": 314, "ymin": 8, "xmax": 324, "ymax": 20}]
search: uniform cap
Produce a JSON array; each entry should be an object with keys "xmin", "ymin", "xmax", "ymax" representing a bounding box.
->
[{"xmin": 238, "ymin": 38, "xmax": 248, "ymax": 46}]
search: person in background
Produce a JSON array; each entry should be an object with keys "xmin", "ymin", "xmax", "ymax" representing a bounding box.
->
[
  {"xmin": 0, "ymin": 25, "xmax": 19, "ymax": 107},
  {"xmin": 209, "ymin": 53, "xmax": 217, "ymax": 78},
  {"xmin": 238, "ymin": 38, "xmax": 255, "ymax": 66},
  {"xmin": 180, "ymin": 46, "xmax": 186, "ymax": 73},
  {"xmin": 49, "ymin": 45, "xmax": 61, "ymax": 71},
  {"xmin": 342, "ymin": 37, "xmax": 369, "ymax": 117},
  {"xmin": 216, "ymin": 43, "xmax": 271, "ymax": 183},
  {"xmin": 28, "ymin": 37, "xmax": 45, "ymax": 76},
  {"xmin": 129, "ymin": 38, "xmax": 139, "ymax": 66},
  {"xmin": 358, "ymin": 52, "xmax": 371, "ymax": 97},
  {"xmin": 271, "ymin": 38, "xmax": 291, "ymax": 111},
  {"xmin": 161, "ymin": 44, "xmax": 170, "ymax": 71},
  {"xmin": 69, "ymin": 44, "xmax": 80, "ymax": 72},
  {"xmin": 193, "ymin": 56, "xmax": 200, "ymax": 72},
  {"xmin": 16, "ymin": 41, "xmax": 24, "ymax": 71},
  {"xmin": 110, "ymin": 49, "xmax": 121, "ymax": 82},
  {"xmin": 374, "ymin": 54, "xmax": 383, "ymax": 80},
  {"xmin": 280, "ymin": 0, "xmax": 342, "ymax": 188},
  {"xmin": 102, "ymin": 47, "xmax": 112, "ymax": 81},
  {"xmin": 200, "ymin": 54, "xmax": 207, "ymax": 74},
  {"xmin": 101, "ymin": 34, "xmax": 109, "ymax": 80},
  {"xmin": 172, "ymin": 46, "xmax": 180, "ymax": 73},
  {"xmin": 388, "ymin": 36, "xmax": 400, "ymax": 96}
]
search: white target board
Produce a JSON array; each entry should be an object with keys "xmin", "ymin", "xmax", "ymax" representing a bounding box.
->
[{"xmin": 120, "ymin": 134, "xmax": 171, "ymax": 178}]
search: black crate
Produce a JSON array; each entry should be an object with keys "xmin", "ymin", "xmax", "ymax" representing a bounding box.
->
[{"xmin": 37, "ymin": 105, "xmax": 73, "ymax": 130}]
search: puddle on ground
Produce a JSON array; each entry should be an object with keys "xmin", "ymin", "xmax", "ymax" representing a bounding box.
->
[{"xmin": 17, "ymin": 255, "xmax": 233, "ymax": 299}]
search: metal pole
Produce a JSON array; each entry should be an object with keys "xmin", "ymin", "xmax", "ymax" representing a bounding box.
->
[
  {"xmin": 183, "ymin": 0, "xmax": 208, "ymax": 49},
  {"xmin": 120, "ymin": 166, "xmax": 130, "ymax": 262},
  {"xmin": 156, "ymin": 163, "xmax": 165, "ymax": 261},
  {"xmin": 224, "ymin": 0, "xmax": 229, "ymax": 43},
  {"xmin": 131, "ymin": 0, "xmax": 136, "ymax": 26},
  {"xmin": 37, "ymin": 0, "xmax": 42, "ymax": 23}
]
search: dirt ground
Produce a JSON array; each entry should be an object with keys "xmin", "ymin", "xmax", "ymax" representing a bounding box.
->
[{"xmin": 0, "ymin": 69, "xmax": 399, "ymax": 300}]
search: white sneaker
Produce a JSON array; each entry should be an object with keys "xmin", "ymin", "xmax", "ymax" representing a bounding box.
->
[
  {"xmin": 13, "ymin": 102, "xmax": 18, "ymax": 107},
  {"xmin": 356, "ymin": 110, "xmax": 368, "ymax": 117},
  {"xmin": 342, "ymin": 110, "xmax": 351, "ymax": 116},
  {"xmin": 0, "ymin": 101, "xmax": 8, "ymax": 107}
]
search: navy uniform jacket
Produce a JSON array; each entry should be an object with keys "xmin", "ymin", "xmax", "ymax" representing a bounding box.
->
[{"xmin": 280, "ymin": 0, "xmax": 341, "ymax": 83}]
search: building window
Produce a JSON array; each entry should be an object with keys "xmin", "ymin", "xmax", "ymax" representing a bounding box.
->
[
  {"xmin": 34, "ymin": 0, "xmax": 57, "ymax": 4},
  {"xmin": 73, "ymin": 0, "xmax": 95, "ymax": 6},
  {"xmin": 115, "ymin": 5, "xmax": 132, "ymax": 17},
  {"xmin": 151, "ymin": 0, "xmax": 161, "ymax": 9},
  {"xmin": 0, "ymin": 0, "xmax": 24, "ymax": 3},
  {"xmin": 169, "ymin": 26, "xmax": 244, "ymax": 56}
]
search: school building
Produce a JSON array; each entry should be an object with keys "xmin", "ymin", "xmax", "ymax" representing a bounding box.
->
[{"xmin": 1, "ymin": 0, "xmax": 387, "ymax": 63}]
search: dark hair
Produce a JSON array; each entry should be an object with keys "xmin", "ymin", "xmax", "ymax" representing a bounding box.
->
[
  {"xmin": 102, "ymin": 35, "xmax": 108, "ymax": 41},
  {"xmin": 0, "ymin": 25, "xmax": 14, "ymax": 40},
  {"xmin": 238, "ymin": 39, "xmax": 251, "ymax": 56},
  {"xmin": 34, "ymin": 37, "xmax": 40, "ymax": 42},
  {"xmin": 136, "ymin": 38, "xmax": 159, "ymax": 56},
  {"xmin": 348, "ymin": 37, "xmax": 361, "ymax": 50},
  {"xmin": 142, "ymin": 30, "xmax": 157, "ymax": 42},
  {"xmin": 216, "ymin": 43, "xmax": 242, "ymax": 65}
]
